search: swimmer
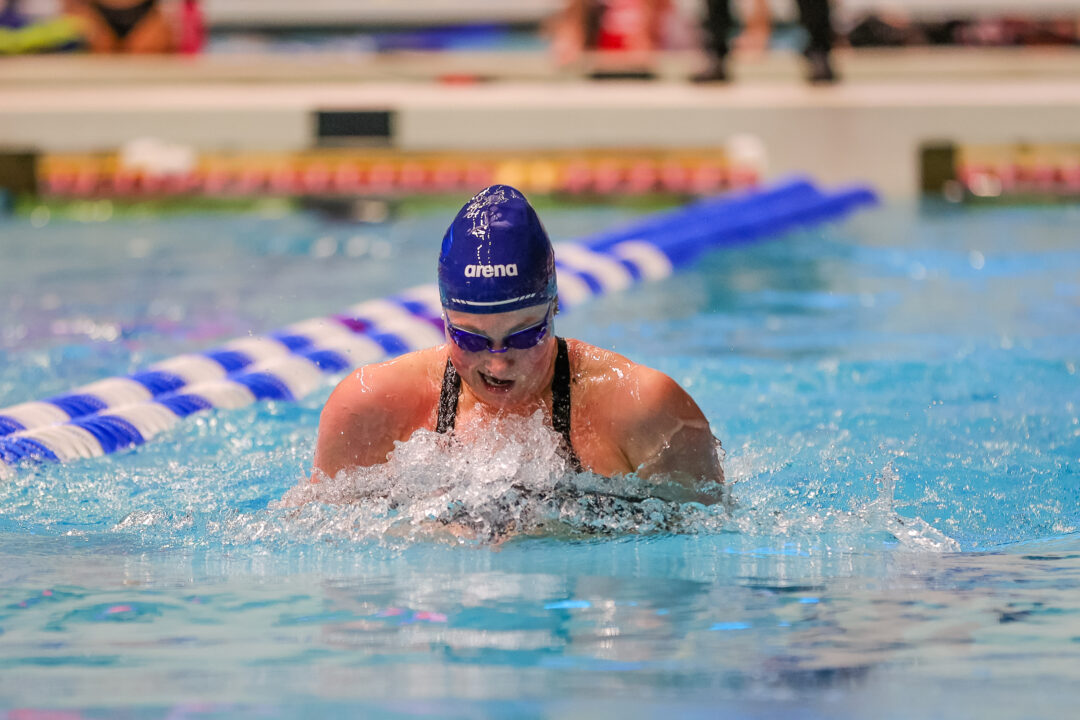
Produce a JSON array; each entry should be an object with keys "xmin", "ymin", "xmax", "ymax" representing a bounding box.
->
[
  {"xmin": 312, "ymin": 185, "xmax": 725, "ymax": 505},
  {"xmin": 62, "ymin": 0, "xmax": 173, "ymax": 53}
]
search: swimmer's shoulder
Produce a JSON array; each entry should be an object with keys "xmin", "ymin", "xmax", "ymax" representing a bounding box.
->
[
  {"xmin": 314, "ymin": 346, "xmax": 448, "ymax": 479},
  {"xmin": 564, "ymin": 338, "xmax": 702, "ymax": 422},
  {"xmin": 325, "ymin": 345, "xmax": 446, "ymax": 418},
  {"xmin": 319, "ymin": 346, "xmax": 445, "ymax": 442}
]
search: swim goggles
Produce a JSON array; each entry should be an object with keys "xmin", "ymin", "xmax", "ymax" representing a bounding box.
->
[{"xmin": 444, "ymin": 305, "xmax": 552, "ymax": 354}]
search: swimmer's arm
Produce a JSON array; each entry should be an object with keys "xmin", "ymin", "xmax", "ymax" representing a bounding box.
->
[
  {"xmin": 619, "ymin": 369, "xmax": 726, "ymax": 505},
  {"xmin": 311, "ymin": 367, "xmax": 407, "ymax": 482}
]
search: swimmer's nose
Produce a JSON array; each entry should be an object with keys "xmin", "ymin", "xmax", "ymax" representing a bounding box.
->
[{"xmin": 482, "ymin": 353, "xmax": 513, "ymax": 375}]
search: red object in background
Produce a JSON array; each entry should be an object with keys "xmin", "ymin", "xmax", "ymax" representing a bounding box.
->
[
  {"xmin": 658, "ymin": 162, "xmax": 688, "ymax": 193},
  {"xmin": 431, "ymin": 163, "xmax": 463, "ymax": 191},
  {"xmin": 689, "ymin": 164, "xmax": 723, "ymax": 194},
  {"xmin": 269, "ymin": 167, "xmax": 299, "ymax": 194},
  {"xmin": 203, "ymin": 166, "xmax": 231, "ymax": 194},
  {"xmin": 332, "ymin": 163, "xmax": 364, "ymax": 193},
  {"xmin": 561, "ymin": 161, "xmax": 592, "ymax": 194},
  {"xmin": 729, "ymin": 165, "xmax": 756, "ymax": 189},
  {"xmin": 998, "ymin": 163, "xmax": 1019, "ymax": 192},
  {"xmin": 594, "ymin": 0, "xmax": 650, "ymax": 51},
  {"xmin": 302, "ymin": 163, "xmax": 332, "ymax": 194},
  {"xmin": 71, "ymin": 169, "xmax": 100, "ymax": 196},
  {"xmin": 235, "ymin": 167, "xmax": 268, "ymax": 195},
  {"xmin": 1029, "ymin": 163, "xmax": 1057, "ymax": 192},
  {"xmin": 1061, "ymin": 163, "xmax": 1080, "ymax": 193},
  {"xmin": 42, "ymin": 172, "xmax": 74, "ymax": 196},
  {"xmin": 625, "ymin": 161, "xmax": 657, "ymax": 194},
  {"xmin": 367, "ymin": 163, "xmax": 396, "ymax": 192},
  {"xmin": 178, "ymin": 0, "xmax": 206, "ymax": 54},
  {"xmin": 463, "ymin": 163, "xmax": 494, "ymax": 189},
  {"xmin": 592, "ymin": 161, "xmax": 622, "ymax": 194},
  {"xmin": 398, "ymin": 162, "xmax": 429, "ymax": 191},
  {"xmin": 111, "ymin": 171, "xmax": 138, "ymax": 195}
]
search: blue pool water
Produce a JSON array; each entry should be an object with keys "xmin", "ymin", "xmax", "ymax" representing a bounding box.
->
[{"xmin": 1, "ymin": 198, "xmax": 1079, "ymax": 718}]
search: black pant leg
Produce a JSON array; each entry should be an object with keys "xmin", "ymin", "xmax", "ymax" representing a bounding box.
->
[
  {"xmin": 795, "ymin": 0, "xmax": 834, "ymax": 54},
  {"xmin": 702, "ymin": 0, "xmax": 734, "ymax": 59}
]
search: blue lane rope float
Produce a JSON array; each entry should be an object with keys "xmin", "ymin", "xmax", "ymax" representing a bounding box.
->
[{"xmin": 0, "ymin": 178, "xmax": 877, "ymax": 474}]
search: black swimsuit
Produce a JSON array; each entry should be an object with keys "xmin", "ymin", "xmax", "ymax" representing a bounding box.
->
[
  {"xmin": 436, "ymin": 336, "xmax": 583, "ymax": 472},
  {"xmin": 91, "ymin": 0, "xmax": 156, "ymax": 40}
]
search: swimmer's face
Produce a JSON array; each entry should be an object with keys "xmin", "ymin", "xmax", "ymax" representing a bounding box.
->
[{"xmin": 444, "ymin": 303, "xmax": 556, "ymax": 410}]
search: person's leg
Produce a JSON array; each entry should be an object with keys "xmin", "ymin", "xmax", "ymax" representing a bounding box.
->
[
  {"xmin": 61, "ymin": 0, "xmax": 120, "ymax": 53},
  {"xmin": 122, "ymin": 4, "xmax": 173, "ymax": 53},
  {"xmin": 693, "ymin": 0, "xmax": 733, "ymax": 82},
  {"xmin": 795, "ymin": 0, "xmax": 837, "ymax": 82}
]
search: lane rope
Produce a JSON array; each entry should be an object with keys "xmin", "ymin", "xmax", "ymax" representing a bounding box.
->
[{"xmin": 0, "ymin": 178, "xmax": 878, "ymax": 472}]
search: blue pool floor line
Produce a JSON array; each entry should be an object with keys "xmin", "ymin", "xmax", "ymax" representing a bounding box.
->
[{"xmin": 0, "ymin": 178, "xmax": 878, "ymax": 473}]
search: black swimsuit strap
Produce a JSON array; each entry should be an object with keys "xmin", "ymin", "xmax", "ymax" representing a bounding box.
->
[
  {"xmin": 435, "ymin": 337, "xmax": 581, "ymax": 471},
  {"xmin": 552, "ymin": 337, "xmax": 583, "ymax": 472},
  {"xmin": 435, "ymin": 357, "xmax": 460, "ymax": 434}
]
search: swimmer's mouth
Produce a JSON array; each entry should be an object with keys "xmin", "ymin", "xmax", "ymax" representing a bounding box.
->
[{"xmin": 479, "ymin": 371, "xmax": 514, "ymax": 392}]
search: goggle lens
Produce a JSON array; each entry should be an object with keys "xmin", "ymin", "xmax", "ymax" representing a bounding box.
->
[{"xmin": 446, "ymin": 312, "xmax": 551, "ymax": 353}]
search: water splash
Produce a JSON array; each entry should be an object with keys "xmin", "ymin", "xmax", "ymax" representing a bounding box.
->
[
  {"xmin": 726, "ymin": 460, "xmax": 961, "ymax": 553},
  {"xmin": 263, "ymin": 414, "xmax": 957, "ymax": 551}
]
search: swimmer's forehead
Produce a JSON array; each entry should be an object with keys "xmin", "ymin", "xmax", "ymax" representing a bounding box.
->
[{"xmin": 444, "ymin": 302, "xmax": 550, "ymax": 334}]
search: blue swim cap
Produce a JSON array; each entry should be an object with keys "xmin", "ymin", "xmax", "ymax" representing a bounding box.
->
[{"xmin": 438, "ymin": 185, "xmax": 557, "ymax": 314}]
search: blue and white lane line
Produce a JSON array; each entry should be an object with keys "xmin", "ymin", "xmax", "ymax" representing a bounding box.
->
[
  {"xmin": 0, "ymin": 243, "xmax": 673, "ymax": 469},
  {"xmin": 0, "ymin": 179, "xmax": 878, "ymax": 472}
]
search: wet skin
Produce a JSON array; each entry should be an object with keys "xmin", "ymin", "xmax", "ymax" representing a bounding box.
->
[{"xmin": 312, "ymin": 304, "xmax": 725, "ymax": 504}]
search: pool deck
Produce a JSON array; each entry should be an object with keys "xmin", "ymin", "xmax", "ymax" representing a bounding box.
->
[{"xmin": 3, "ymin": 47, "xmax": 1080, "ymax": 197}]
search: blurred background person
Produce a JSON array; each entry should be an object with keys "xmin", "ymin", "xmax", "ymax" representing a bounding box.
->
[
  {"xmin": 550, "ymin": 0, "xmax": 678, "ymax": 79},
  {"xmin": 61, "ymin": 0, "xmax": 179, "ymax": 53},
  {"xmin": 694, "ymin": 0, "xmax": 838, "ymax": 84},
  {"xmin": 1, "ymin": 0, "xmax": 84, "ymax": 53}
]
